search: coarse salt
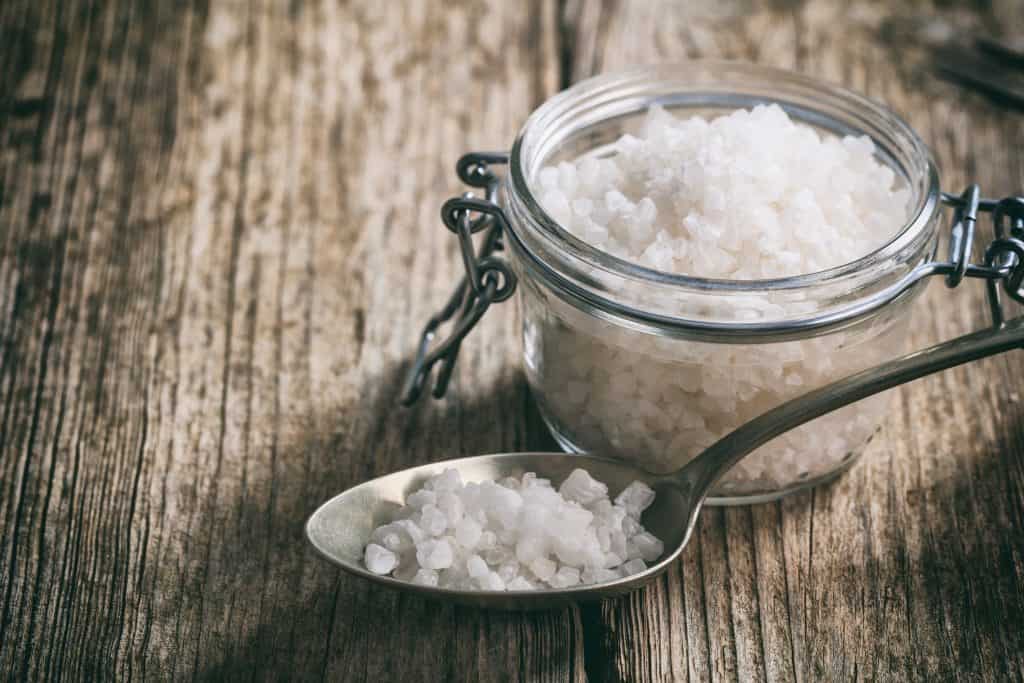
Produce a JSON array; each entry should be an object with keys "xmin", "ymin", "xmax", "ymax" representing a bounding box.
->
[
  {"xmin": 362, "ymin": 468, "xmax": 662, "ymax": 591},
  {"xmin": 530, "ymin": 104, "xmax": 911, "ymax": 492}
]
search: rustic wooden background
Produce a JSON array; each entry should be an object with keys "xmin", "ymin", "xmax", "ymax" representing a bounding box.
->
[{"xmin": 2, "ymin": 0, "xmax": 1024, "ymax": 681}]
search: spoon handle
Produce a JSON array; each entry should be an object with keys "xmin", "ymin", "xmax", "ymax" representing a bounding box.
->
[{"xmin": 685, "ymin": 317, "xmax": 1024, "ymax": 496}]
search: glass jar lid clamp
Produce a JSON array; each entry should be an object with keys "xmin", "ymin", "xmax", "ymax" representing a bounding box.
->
[
  {"xmin": 400, "ymin": 152, "xmax": 516, "ymax": 404},
  {"xmin": 401, "ymin": 150, "xmax": 1024, "ymax": 405}
]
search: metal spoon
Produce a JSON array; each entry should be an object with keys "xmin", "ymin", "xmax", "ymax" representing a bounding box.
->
[{"xmin": 306, "ymin": 317, "xmax": 1024, "ymax": 610}]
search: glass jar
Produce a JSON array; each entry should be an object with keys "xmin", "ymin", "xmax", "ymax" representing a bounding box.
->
[
  {"xmin": 502, "ymin": 63, "xmax": 941, "ymax": 504},
  {"xmin": 404, "ymin": 62, "xmax": 1021, "ymax": 505}
]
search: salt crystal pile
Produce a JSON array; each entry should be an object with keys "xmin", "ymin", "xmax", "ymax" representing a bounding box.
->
[
  {"xmin": 362, "ymin": 468, "xmax": 664, "ymax": 591},
  {"xmin": 526, "ymin": 104, "xmax": 912, "ymax": 493},
  {"xmin": 537, "ymin": 103, "xmax": 909, "ymax": 279}
]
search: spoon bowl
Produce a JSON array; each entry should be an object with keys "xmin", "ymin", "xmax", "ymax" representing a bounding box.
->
[{"xmin": 306, "ymin": 452, "xmax": 700, "ymax": 610}]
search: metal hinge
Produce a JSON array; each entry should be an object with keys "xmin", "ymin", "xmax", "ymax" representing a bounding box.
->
[{"xmin": 401, "ymin": 152, "xmax": 516, "ymax": 405}]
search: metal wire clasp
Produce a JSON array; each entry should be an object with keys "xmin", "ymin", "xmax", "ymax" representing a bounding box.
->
[
  {"xmin": 938, "ymin": 186, "xmax": 1024, "ymax": 326},
  {"xmin": 401, "ymin": 152, "xmax": 516, "ymax": 405}
]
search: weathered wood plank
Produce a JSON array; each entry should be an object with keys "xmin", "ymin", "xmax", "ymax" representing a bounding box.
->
[
  {"xmin": 569, "ymin": 0, "xmax": 1024, "ymax": 681},
  {"xmin": 2, "ymin": 0, "xmax": 1023, "ymax": 681},
  {"xmin": 0, "ymin": 1, "xmax": 581, "ymax": 681}
]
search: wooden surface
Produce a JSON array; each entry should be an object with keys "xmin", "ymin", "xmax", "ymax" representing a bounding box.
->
[{"xmin": 2, "ymin": 1, "xmax": 1023, "ymax": 680}]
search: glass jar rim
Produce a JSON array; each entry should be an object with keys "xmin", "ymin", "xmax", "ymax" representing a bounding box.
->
[{"xmin": 506, "ymin": 61, "xmax": 941, "ymax": 297}]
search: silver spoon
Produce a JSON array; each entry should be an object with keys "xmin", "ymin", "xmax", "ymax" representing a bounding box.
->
[{"xmin": 306, "ymin": 317, "xmax": 1024, "ymax": 610}]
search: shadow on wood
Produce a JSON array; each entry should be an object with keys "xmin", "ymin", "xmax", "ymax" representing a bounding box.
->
[{"xmin": 190, "ymin": 363, "xmax": 579, "ymax": 682}]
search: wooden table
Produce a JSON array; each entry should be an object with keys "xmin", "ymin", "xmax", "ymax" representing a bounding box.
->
[{"xmin": 2, "ymin": 1, "xmax": 1024, "ymax": 680}]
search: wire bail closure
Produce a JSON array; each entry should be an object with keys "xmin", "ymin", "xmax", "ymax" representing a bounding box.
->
[
  {"xmin": 402, "ymin": 151, "xmax": 1024, "ymax": 405},
  {"xmin": 940, "ymin": 187, "xmax": 1024, "ymax": 326},
  {"xmin": 401, "ymin": 152, "xmax": 515, "ymax": 405}
]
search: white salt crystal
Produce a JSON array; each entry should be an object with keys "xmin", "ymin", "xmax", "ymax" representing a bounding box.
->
[
  {"xmin": 552, "ymin": 537, "xmax": 586, "ymax": 567},
  {"xmin": 477, "ymin": 530, "xmax": 497, "ymax": 551},
  {"xmin": 622, "ymin": 558, "xmax": 647, "ymax": 575},
  {"xmin": 515, "ymin": 535, "xmax": 546, "ymax": 564},
  {"xmin": 484, "ymin": 546, "xmax": 511, "ymax": 566},
  {"xmin": 371, "ymin": 523, "xmax": 413, "ymax": 554},
  {"xmin": 578, "ymin": 156, "xmax": 602, "ymax": 187},
  {"xmin": 412, "ymin": 569, "xmax": 439, "ymax": 587},
  {"xmin": 559, "ymin": 468, "xmax": 608, "ymax": 505},
  {"xmin": 416, "ymin": 538, "xmax": 454, "ymax": 570},
  {"xmin": 610, "ymin": 529, "xmax": 629, "ymax": 563},
  {"xmin": 454, "ymin": 517, "xmax": 482, "ymax": 549},
  {"xmin": 498, "ymin": 560, "xmax": 520, "ymax": 583},
  {"xmin": 539, "ymin": 166, "xmax": 559, "ymax": 189},
  {"xmin": 620, "ymin": 516, "xmax": 640, "ymax": 537},
  {"xmin": 571, "ymin": 198, "xmax": 593, "ymax": 217},
  {"xmin": 507, "ymin": 576, "xmax": 536, "ymax": 591},
  {"xmin": 543, "ymin": 190, "xmax": 571, "ymax": 224},
  {"xmin": 603, "ymin": 552, "xmax": 624, "ymax": 569},
  {"xmin": 519, "ymin": 504, "xmax": 549, "ymax": 534},
  {"xmin": 636, "ymin": 197, "xmax": 657, "ymax": 224},
  {"xmin": 582, "ymin": 567, "xmax": 619, "ymax": 585},
  {"xmin": 466, "ymin": 554, "xmax": 489, "ymax": 579},
  {"xmin": 614, "ymin": 481, "xmax": 656, "ymax": 517},
  {"xmin": 480, "ymin": 572, "xmax": 506, "ymax": 591},
  {"xmin": 406, "ymin": 490, "xmax": 436, "ymax": 509},
  {"xmin": 521, "ymin": 472, "xmax": 549, "ymax": 489},
  {"xmin": 557, "ymin": 505, "xmax": 594, "ymax": 531},
  {"xmin": 487, "ymin": 486, "xmax": 523, "ymax": 530},
  {"xmin": 529, "ymin": 557, "xmax": 557, "ymax": 581},
  {"xmin": 426, "ymin": 468, "xmax": 462, "ymax": 492},
  {"xmin": 394, "ymin": 519, "xmax": 426, "ymax": 545},
  {"xmin": 631, "ymin": 532, "xmax": 664, "ymax": 562},
  {"xmin": 498, "ymin": 476, "xmax": 521, "ymax": 490},
  {"xmin": 436, "ymin": 491, "xmax": 464, "ymax": 524},
  {"xmin": 605, "ymin": 190, "xmax": 630, "ymax": 213},
  {"xmin": 419, "ymin": 504, "xmax": 449, "ymax": 537},
  {"xmin": 364, "ymin": 543, "xmax": 398, "ymax": 575},
  {"xmin": 549, "ymin": 566, "xmax": 581, "ymax": 588}
]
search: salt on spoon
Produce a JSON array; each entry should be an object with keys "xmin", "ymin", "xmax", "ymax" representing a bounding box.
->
[
  {"xmin": 362, "ymin": 468, "xmax": 663, "ymax": 591},
  {"xmin": 305, "ymin": 316, "xmax": 1024, "ymax": 610}
]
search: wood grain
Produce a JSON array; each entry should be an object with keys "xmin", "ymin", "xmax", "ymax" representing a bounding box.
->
[
  {"xmin": 0, "ymin": 0, "xmax": 575, "ymax": 680},
  {"xmin": 0, "ymin": 0, "xmax": 1022, "ymax": 681}
]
